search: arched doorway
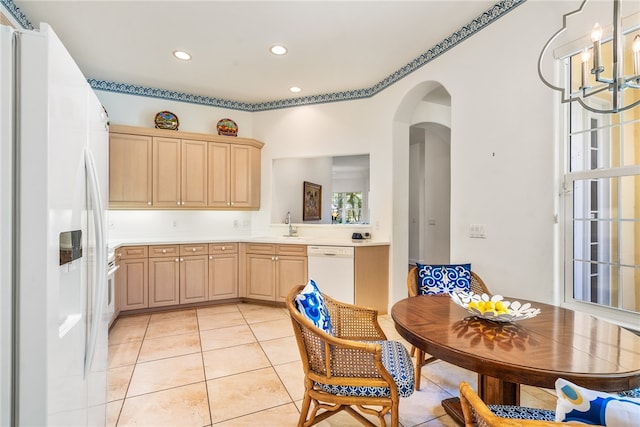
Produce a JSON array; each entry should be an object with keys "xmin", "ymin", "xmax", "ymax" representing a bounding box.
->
[{"xmin": 390, "ymin": 82, "xmax": 451, "ymax": 305}]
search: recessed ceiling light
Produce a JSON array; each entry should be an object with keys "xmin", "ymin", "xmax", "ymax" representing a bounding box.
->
[
  {"xmin": 289, "ymin": 86, "xmax": 301, "ymax": 93},
  {"xmin": 173, "ymin": 50, "xmax": 192, "ymax": 61},
  {"xmin": 270, "ymin": 45, "xmax": 288, "ymax": 55}
]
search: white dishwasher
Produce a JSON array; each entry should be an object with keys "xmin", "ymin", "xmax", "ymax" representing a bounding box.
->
[{"xmin": 307, "ymin": 246, "xmax": 355, "ymax": 303}]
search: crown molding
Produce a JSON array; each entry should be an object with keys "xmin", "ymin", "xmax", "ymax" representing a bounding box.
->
[{"xmin": 5, "ymin": 0, "xmax": 526, "ymax": 112}]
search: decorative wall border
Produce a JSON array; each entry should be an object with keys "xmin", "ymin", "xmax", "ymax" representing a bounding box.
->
[
  {"xmin": 1, "ymin": 0, "xmax": 33, "ymax": 29},
  {"xmin": 6, "ymin": 0, "xmax": 525, "ymax": 112}
]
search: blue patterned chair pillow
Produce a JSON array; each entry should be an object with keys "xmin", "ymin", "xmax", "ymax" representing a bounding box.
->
[
  {"xmin": 555, "ymin": 378, "xmax": 640, "ymax": 425},
  {"xmin": 294, "ymin": 279, "xmax": 334, "ymax": 335},
  {"xmin": 416, "ymin": 263, "xmax": 471, "ymax": 295},
  {"xmin": 315, "ymin": 340, "xmax": 414, "ymax": 398},
  {"xmin": 488, "ymin": 405, "xmax": 556, "ymax": 421}
]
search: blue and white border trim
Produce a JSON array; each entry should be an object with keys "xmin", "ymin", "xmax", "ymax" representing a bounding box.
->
[
  {"xmin": 5, "ymin": 0, "xmax": 525, "ymax": 111},
  {"xmin": 1, "ymin": 0, "xmax": 33, "ymax": 29}
]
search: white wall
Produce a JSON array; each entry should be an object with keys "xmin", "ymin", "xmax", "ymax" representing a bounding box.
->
[{"xmin": 97, "ymin": 0, "xmax": 582, "ymax": 309}]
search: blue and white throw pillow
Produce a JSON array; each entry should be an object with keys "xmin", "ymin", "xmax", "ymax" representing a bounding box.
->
[
  {"xmin": 294, "ymin": 279, "xmax": 334, "ymax": 335},
  {"xmin": 416, "ymin": 263, "xmax": 471, "ymax": 295},
  {"xmin": 555, "ymin": 378, "xmax": 640, "ymax": 425}
]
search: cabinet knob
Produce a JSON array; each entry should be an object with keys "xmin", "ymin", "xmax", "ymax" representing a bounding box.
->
[
  {"xmin": 181, "ymin": 201, "xmax": 185, "ymax": 205},
  {"xmin": 221, "ymin": 247, "xmax": 226, "ymax": 251},
  {"xmin": 162, "ymin": 249, "xmax": 167, "ymax": 254},
  {"xmin": 209, "ymin": 255, "xmax": 213, "ymax": 260},
  {"xmin": 175, "ymin": 258, "xmax": 179, "ymax": 262},
  {"xmin": 230, "ymin": 202, "xmax": 234, "ymax": 206},
  {"xmin": 180, "ymin": 258, "xmax": 184, "ymax": 262},
  {"xmin": 177, "ymin": 201, "xmax": 180, "ymax": 205},
  {"xmin": 147, "ymin": 201, "xmax": 152, "ymax": 205},
  {"xmin": 192, "ymin": 248, "xmax": 196, "ymax": 252}
]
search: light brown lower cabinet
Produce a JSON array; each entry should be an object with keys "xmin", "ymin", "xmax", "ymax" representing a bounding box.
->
[
  {"xmin": 180, "ymin": 255, "xmax": 209, "ymax": 303},
  {"xmin": 115, "ymin": 246, "xmax": 149, "ymax": 311},
  {"xmin": 209, "ymin": 243, "xmax": 238, "ymax": 300},
  {"xmin": 245, "ymin": 243, "xmax": 307, "ymax": 302}
]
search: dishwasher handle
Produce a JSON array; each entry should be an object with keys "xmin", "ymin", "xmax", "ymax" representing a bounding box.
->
[{"xmin": 307, "ymin": 246, "xmax": 354, "ymax": 258}]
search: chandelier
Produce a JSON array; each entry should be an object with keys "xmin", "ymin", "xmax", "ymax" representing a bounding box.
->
[{"xmin": 538, "ymin": 0, "xmax": 640, "ymax": 114}]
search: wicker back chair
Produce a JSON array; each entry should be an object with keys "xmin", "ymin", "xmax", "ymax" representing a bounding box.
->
[
  {"xmin": 459, "ymin": 381, "xmax": 595, "ymax": 427},
  {"xmin": 286, "ymin": 285, "xmax": 414, "ymax": 427},
  {"xmin": 407, "ymin": 266, "xmax": 489, "ymax": 390}
]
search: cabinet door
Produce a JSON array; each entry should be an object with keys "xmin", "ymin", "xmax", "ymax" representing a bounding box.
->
[
  {"xmin": 118, "ymin": 258, "xmax": 149, "ymax": 311},
  {"xmin": 181, "ymin": 139, "xmax": 207, "ymax": 207},
  {"xmin": 207, "ymin": 142, "xmax": 230, "ymax": 207},
  {"xmin": 180, "ymin": 255, "xmax": 208, "ymax": 303},
  {"xmin": 246, "ymin": 253, "xmax": 276, "ymax": 300},
  {"xmin": 230, "ymin": 145, "xmax": 260, "ymax": 208},
  {"xmin": 153, "ymin": 137, "xmax": 181, "ymax": 207},
  {"xmin": 109, "ymin": 133, "xmax": 152, "ymax": 207},
  {"xmin": 276, "ymin": 256, "xmax": 308, "ymax": 302},
  {"xmin": 148, "ymin": 257, "xmax": 180, "ymax": 307},
  {"xmin": 208, "ymin": 254, "xmax": 238, "ymax": 300}
]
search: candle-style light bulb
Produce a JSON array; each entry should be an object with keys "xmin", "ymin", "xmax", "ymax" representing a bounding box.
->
[
  {"xmin": 633, "ymin": 34, "xmax": 640, "ymax": 77},
  {"xmin": 591, "ymin": 23, "xmax": 603, "ymax": 74},
  {"xmin": 591, "ymin": 23, "xmax": 603, "ymax": 42}
]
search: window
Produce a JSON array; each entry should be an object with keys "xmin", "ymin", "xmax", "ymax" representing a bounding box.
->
[
  {"xmin": 331, "ymin": 192, "xmax": 362, "ymax": 224},
  {"xmin": 564, "ymin": 50, "xmax": 640, "ymax": 323}
]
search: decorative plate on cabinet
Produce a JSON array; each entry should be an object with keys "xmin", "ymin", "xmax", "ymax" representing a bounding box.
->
[
  {"xmin": 154, "ymin": 111, "xmax": 179, "ymax": 130},
  {"xmin": 216, "ymin": 118, "xmax": 238, "ymax": 136}
]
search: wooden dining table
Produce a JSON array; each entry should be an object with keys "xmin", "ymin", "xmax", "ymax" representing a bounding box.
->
[{"xmin": 391, "ymin": 295, "xmax": 640, "ymax": 425}]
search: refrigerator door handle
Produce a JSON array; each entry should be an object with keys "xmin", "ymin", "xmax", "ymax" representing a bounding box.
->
[{"xmin": 84, "ymin": 148, "xmax": 106, "ymax": 377}]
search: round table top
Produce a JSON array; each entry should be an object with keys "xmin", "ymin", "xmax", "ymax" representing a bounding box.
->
[{"xmin": 391, "ymin": 295, "xmax": 640, "ymax": 391}]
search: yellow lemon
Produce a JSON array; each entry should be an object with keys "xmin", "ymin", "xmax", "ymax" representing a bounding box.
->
[{"xmin": 495, "ymin": 301, "xmax": 508, "ymax": 314}]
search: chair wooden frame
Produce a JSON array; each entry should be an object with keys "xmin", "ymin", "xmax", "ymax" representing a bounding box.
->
[
  {"xmin": 459, "ymin": 381, "xmax": 595, "ymax": 427},
  {"xmin": 286, "ymin": 285, "xmax": 403, "ymax": 427},
  {"xmin": 407, "ymin": 266, "xmax": 489, "ymax": 390}
]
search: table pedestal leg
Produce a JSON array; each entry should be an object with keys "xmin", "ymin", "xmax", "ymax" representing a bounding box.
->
[
  {"xmin": 478, "ymin": 374, "xmax": 520, "ymax": 405},
  {"xmin": 441, "ymin": 375, "xmax": 520, "ymax": 426}
]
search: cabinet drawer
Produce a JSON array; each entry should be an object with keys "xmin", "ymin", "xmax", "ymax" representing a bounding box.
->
[
  {"xmin": 209, "ymin": 243, "xmax": 238, "ymax": 255},
  {"xmin": 245, "ymin": 243, "xmax": 276, "ymax": 255},
  {"xmin": 180, "ymin": 243, "xmax": 208, "ymax": 256},
  {"xmin": 116, "ymin": 245, "xmax": 148, "ymax": 260},
  {"xmin": 149, "ymin": 245, "xmax": 180, "ymax": 258},
  {"xmin": 277, "ymin": 244, "xmax": 307, "ymax": 257}
]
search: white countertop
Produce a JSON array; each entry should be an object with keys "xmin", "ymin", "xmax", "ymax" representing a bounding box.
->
[{"xmin": 109, "ymin": 235, "xmax": 389, "ymax": 249}]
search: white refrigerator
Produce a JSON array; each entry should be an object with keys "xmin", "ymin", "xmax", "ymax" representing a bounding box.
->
[{"xmin": 0, "ymin": 23, "xmax": 110, "ymax": 426}]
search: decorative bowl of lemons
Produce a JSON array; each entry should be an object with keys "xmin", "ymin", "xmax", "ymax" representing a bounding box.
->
[{"xmin": 450, "ymin": 291, "xmax": 541, "ymax": 322}]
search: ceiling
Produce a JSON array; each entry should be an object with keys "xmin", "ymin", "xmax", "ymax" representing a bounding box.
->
[{"xmin": 12, "ymin": 1, "xmax": 499, "ymax": 105}]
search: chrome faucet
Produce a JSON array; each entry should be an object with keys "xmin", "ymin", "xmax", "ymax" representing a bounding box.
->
[{"xmin": 286, "ymin": 211, "xmax": 296, "ymax": 236}]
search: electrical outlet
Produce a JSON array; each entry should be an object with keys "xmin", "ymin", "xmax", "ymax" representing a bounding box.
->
[{"xmin": 469, "ymin": 224, "xmax": 486, "ymax": 238}]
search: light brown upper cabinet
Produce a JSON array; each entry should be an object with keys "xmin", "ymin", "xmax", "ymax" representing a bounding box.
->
[
  {"xmin": 208, "ymin": 142, "xmax": 261, "ymax": 209},
  {"xmin": 152, "ymin": 137, "xmax": 208, "ymax": 208},
  {"xmin": 109, "ymin": 133, "xmax": 153, "ymax": 208},
  {"xmin": 109, "ymin": 125, "xmax": 263, "ymax": 210}
]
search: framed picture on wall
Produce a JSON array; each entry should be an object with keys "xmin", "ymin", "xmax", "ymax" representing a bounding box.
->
[{"xmin": 303, "ymin": 181, "xmax": 322, "ymax": 221}]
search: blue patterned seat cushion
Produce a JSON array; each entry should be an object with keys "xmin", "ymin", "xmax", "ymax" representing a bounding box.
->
[
  {"xmin": 295, "ymin": 279, "xmax": 334, "ymax": 335},
  {"xmin": 488, "ymin": 405, "xmax": 556, "ymax": 421},
  {"xmin": 618, "ymin": 387, "xmax": 640, "ymax": 399},
  {"xmin": 315, "ymin": 340, "xmax": 414, "ymax": 398},
  {"xmin": 416, "ymin": 263, "xmax": 471, "ymax": 295}
]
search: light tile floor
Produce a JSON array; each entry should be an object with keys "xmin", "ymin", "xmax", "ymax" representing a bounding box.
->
[{"xmin": 107, "ymin": 303, "xmax": 557, "ymax": 426}]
